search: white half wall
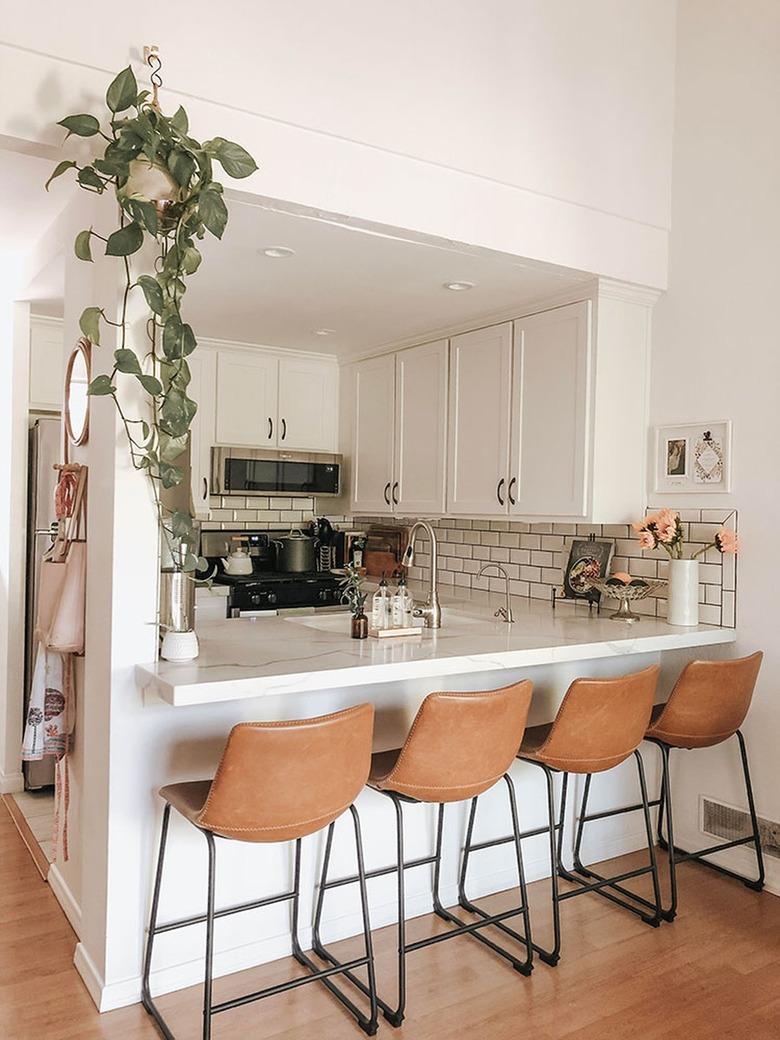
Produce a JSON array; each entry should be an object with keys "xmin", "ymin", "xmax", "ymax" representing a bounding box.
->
[
  {"xmin": 650, "ymin": 0, "xmax": 780, "ymax": 893},
  {"xmin": 0, "ymin": 2, "xmax": 676, "ymax": 287}
]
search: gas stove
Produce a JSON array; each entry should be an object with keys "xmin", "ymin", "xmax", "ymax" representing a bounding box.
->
[{"xmin": 216, "ymin": 569, "xmax": 344, "ymax": 616}]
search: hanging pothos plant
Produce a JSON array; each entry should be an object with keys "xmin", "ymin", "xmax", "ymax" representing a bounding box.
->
[{"xmin": 47, "ymin": 63, "xmax": 257, "ymax": 572}]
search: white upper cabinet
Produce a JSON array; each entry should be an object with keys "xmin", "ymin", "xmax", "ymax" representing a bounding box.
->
[
  {"xmin": 188, "ymin": 347, "xmax": 217, "ymax": 518},
  {"xmin": 215, "ymin": 350, "xmax": 278, "ymax": 447},
  {"xmin": 29, "ymin": 318, "xmax": 63, "ymax": 412},
  {"xmin": 214, "ymin": 348, "xmax": 338, "ymax": 451},
  {"xmin": 394, "ymin": 340, "xmax": 448, "ymax": 515},
  {"xmin": 510, "ymin": 302, "xmax": 590, "ymax": 518},
  {"xmin": 351, "ymin": 354, "xmax": 396, "ymax": 513},
  {"xmin": 278, "ymin": 355, "xmax": 338, "ymax": 451},
  {"xmin": 447, "ymin": 323, "xmax": 513, "ymax": 515}
]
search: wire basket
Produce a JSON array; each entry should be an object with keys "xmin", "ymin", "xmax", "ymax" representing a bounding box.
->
[{"xmin": 586, "ymin": 578, "xmax": 667, "ymax": 623}]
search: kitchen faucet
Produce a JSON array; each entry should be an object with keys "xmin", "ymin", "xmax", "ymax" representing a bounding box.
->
[
  {"xmin": 477, "ymin": 563, "xmax": 515, "ymax": 623},
  {"xmin": 402, "ymin": 521, "xmax": 442, "ymax": 629}
]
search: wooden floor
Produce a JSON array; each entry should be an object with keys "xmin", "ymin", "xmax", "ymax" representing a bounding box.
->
[{"xmin": 2, "ymin": 804, "xmax": 779, "ymax": 1040}]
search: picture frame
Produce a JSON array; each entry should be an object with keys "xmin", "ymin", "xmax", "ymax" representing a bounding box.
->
[
  {"xmin": 654, "ymin": 421, "xmax": 732, "ymax": 493},
  {"xmin": 562, "ymin": 536, "xmax": 615, "ymax": 602}
]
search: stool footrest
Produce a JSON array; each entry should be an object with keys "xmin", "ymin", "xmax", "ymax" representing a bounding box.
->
[
  {"xmin": 557, "ymin": 862, "xmax": 656, "ymax": 902},
  {"xmin": 580, "ymin": 798, "xmax": 661, "ymax": 824},
  {"xmin": 152, "ymin": 888, "xmax": 295, "ymax": 935},
  {"xmin": 321, "ymin": 853, "xmax": 437, "ymax": 892},
  {"xmin": 668, "ymin": 835, "xmax": 756, "ymax": 864}
]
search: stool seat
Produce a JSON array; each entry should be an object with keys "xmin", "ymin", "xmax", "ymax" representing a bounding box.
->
[
  {"xmin": 368, "ymin": 749, "xmax": 401, "ymax": 789},
  {"xmin": 160, "ymin": 780, "xmax": 212, "ymax": 826},
  {"xmin": 517, "ymin": 723, "xmax": 553, "ymax": 758}
]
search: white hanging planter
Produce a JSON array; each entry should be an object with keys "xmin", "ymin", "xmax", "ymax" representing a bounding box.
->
[{"xmin": 667, "ymin": 559, "xmax": 700, "ymax": 626}]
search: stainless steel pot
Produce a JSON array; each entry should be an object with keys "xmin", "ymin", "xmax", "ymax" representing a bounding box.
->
[{"xmin": 272, "ymin": 529, "xmax": 318, "ymax": 572}]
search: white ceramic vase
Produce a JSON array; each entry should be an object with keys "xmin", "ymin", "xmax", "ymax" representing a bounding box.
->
[
  {"xmin": 160, "ymin": 629, "xmax": 200, "ymax": 662},
  {"xmin": 667, "ymin": 559, "xmax": 699, "ymax": 626}
]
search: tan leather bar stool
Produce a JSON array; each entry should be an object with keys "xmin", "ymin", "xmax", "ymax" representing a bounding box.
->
[
  {"xmin": 142, "ymin": 704, "xmax": 379, "ymax": 1039},
  {"xmin": 644, "ymin": 652, "xmax": 765, "ymax": 920},
  {"xmin": 308, "ymin": 682, "xmax": 535, "ymax": 1028},
  {"xmin": 459, "ymin": 665, "xmax": 662, "ymax": 966}
]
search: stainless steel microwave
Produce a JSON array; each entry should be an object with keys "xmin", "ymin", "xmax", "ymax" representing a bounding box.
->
[{"xmin": 211, "ymin": 447, "xmax": 342, "ymax": 498}]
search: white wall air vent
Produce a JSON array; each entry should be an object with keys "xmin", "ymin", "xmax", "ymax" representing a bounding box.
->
[{"xmin": 701, "ymin": 798, "xmax": 779, "ymax": 860}]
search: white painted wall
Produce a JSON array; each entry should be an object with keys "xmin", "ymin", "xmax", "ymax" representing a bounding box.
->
[
  {"xmin": 650, "ymin": 0, "xmax": 780, "ymax": 890},
  {"xmin": 0, "ymin": 1, "xmax": 676, "ymax": 287}
]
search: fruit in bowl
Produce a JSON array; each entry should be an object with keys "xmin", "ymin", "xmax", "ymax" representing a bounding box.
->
[{"xmin": 607, "ymin": 571, "xmax": 649, "ymax": 589}]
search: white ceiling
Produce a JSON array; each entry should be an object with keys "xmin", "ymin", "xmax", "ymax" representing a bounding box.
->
[
  {"xmin": 6, "ymin": 151, "xmax": 593, "ymax": 358},
  {"xmin": 192, "ymin": 201, "xmax": 592, "ymax": 357}
]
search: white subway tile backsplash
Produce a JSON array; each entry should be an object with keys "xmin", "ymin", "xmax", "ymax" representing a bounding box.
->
[
  {"xmin": 520, "ymin": 534, "xmax": 541, "ymax": 550},
  {"xmin": 531, "ymin": 550, "xmax": 554, "ymax": 567},
  {"xmin": 490, "ymin": 546, "xmax": 510, "ymax": 563}
]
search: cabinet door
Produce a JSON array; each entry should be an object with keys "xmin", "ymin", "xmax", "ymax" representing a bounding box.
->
[
  {"xmin": 510, "ymin": 301, "xmax": 590, "ymax": 518},
  {"xmin": 278, "ymin": 356, "xmax": 338, "ymax": 451},
  {"xmin": 29, "ymin": 319, "xmax": 63, "ymax": 411},
  {"xmin": 394, "ymin": 340, "xmax": 447, "ymax": 515},
  {"xmin": 351, "ymin": 354, "xmax": 395, "ymax": 514},
  {"xmin": 188, "ymin": 348, "xmax": 217, "ymax": 518},
  {"xmin": 215, "ymin": 351, "xmax": 279, "ymax": 446},
  {"xmin": 447, "ymin": 323, "xmax": 512, "ymax": 514}
]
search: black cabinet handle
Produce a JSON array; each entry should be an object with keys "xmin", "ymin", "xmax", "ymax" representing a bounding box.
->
[
  {"xmin": 384, "ymin": 481, "xmax": 391, "ymax": 505},
  {"xmin": 268, "ymin": 417, "xmax": 273, "ymax": 440},
  {"xmin": 281, "ymin": 418, "xmax": 287, "ymax": 441},
  {"xmin": 508, "ymin": 477, "xmax": 517, "ymax": 506},
  {"xmin": 202, "ymin": 477, "xmax": 208, "ymax": 501},
  {"xmin": 392, "ymin": 481, "xmax": 399, "ymax": 505},
  {"xmin": 496, "ymin": 478, "xmax": 505, "ymax": 506}
]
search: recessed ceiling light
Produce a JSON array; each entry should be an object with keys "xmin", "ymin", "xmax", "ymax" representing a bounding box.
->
[
  {"xmin": 261, "ymin": 246, "xmax": 295, "ymax": 259},
  {"xmin": 443, "ymin": 280, "xmax": 475, "ymax": 291},
  {"xmin": 313, "ymin": 328, "xmax": 335, "ymax": 336}
]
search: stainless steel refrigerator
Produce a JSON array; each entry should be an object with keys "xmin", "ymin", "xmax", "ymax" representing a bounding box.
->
[{"xmin": 23, "ymin": 417, "xmax": 61, "ymax": 789}]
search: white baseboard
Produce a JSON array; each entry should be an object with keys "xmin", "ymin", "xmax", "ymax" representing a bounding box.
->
[
  {"xmin": 91, "ymin": 829, "xmax": 655, "ymax": 1013},
  {"xmin": 673, "ymin": 827, "xmax": 780, "ymax": 898},
  {"xmin": 48, "ymin": 863, "xmax": 83, "ymax": 937},
  {"xmin": 0, "ymin": 770, "xmax": 25, "ymax": 794},
  {"xmin": 74, "ymin": 942, "xmax": 106, "ymax": 1010}
]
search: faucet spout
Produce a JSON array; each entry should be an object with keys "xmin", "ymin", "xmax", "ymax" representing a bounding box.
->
[
  {"xmin": 477, "ymin": 563, "xmax": 514, "ymax": 623},
  {"xmin": 404, "ymin": 521, "xmax": 442, "ymax": 629}
]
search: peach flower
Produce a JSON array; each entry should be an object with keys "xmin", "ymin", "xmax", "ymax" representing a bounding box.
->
[
  {"xmin": 716, "ymin": 528, "xmax": 739, "ymax": 554},
  {"xmin": 638, "ymin": 530, "xmax": 656, "ymax": 550}
]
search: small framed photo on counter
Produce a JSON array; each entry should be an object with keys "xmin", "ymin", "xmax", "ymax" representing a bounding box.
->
[
  {"xmin": 654, "ymin": 420, "xmax": 732, "ymax": 493},
  {"xmin": 562, "ymin": 536, "xmax": 615, "ymax": 602}
]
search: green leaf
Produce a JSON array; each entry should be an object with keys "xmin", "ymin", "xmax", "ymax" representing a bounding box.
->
[
  {"xmin": 160, "ymin": 387, "xmax": 197, "ymax": 437},
  {"xmin": 159, "ymin": 463, "xmax": 183, "ymax": 489},
  {"xmin": 197, "ymin": 556, "xmax": 209, "ymax": 572},
  {"xmin": 74, "ymin": 229, "xmax": 93, "ymax": 262},
  {"xmin": 204, "ymin": 137, "xmax": 258, "ymax": 179},
  {"xmin": 199, "ymin": 189, "xmax": 228, "ymax": 239},
  {"xmin": 181, "ymin": 324, "xmax": 197, "ymax": 356},
  {"xmin": 58, "ymin": 114, "xmax": 100, "ymax": 138},
  {"xmin": 137, "ymin": 274, "xmax": 165, "ymax": 315},
  {"xmin": 170, "ymin": 105, "xmax": 189, "ymax": 134},
  {"xmin": 180, "ymin": 244, "xmax": 201, "ymax": 275},
  {"xmin": 169, "ymin": 510, "xmax": 194, "ymax": 538},
  {"xmin": 79, "ymin": 306, "xmax": 102, "ymax": 344},
  {"xmin": 137, "ymin": 373, "xmax": 163, "ymax": 396},
  {"xmin": 162, "ymin": 314, "xmax": 183, "ymax": 359},
  {"xmin": 159, "ymin": 433, "xmax": 189, "ymax": 462},
  {"xmin": 167, "ymin": 149, "xmax": 196, "ymax": 189},
  {"xmin": 77, "ymin": 166, "xmax": 105, "ymax": 193},
  {"xmin": 181, "ymin": 552, "xmax": 200, "ymax": 572},
  {"xmin": 125, "ymin": 198, "xmax": 158, "ymax": 237},
  {"xmin": 113, "ymin": 348, "xmax": 141, "ymax": 375},
  {"xmin": 87, "ymin": 374, "xmax": 115, "ymax": 396},
  {"xmin": 45, "ymin": 160, "xmax": 76, "ymax": 191},
  {"xmin": 106, "ymin": 66, "xmax": 138, "ymax": 113},
  {"xmin": 105, "ymin": 222, "xmax": 144, "ymax": 256}
]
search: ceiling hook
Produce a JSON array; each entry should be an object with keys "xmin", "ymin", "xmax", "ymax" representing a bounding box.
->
[{"xmin": 143, "ymin": 45, "xmax": 163, "ymax": 108}]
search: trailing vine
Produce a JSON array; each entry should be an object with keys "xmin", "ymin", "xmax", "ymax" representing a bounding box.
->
[{"xmin": 47, "ymin": 64, "xmax": 257, "ymax": 572}]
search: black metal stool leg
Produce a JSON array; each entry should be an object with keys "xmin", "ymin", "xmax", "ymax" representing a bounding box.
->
[
  {"xmin": 571, "ymin": 773, "xmax": 592, "ymax": 874},
  {"xmin": 635, "ymin": 749, "xmax": 663, "ymax": 922},
  {"xmin": 388, "ymin": 792, "xmax": 407, "ymax": 1027},
  {"xmin": 142, "ymin": 804, "xmax": 174, "ymax": 1040},
  {"xmin": 457, "ymin": 797, "xmax": 478, "ymax": 907},
  {"xmin": 657, "ymin": 742, "xmax": 678, "ymax": 920},
  {"xmin": 738, "ymin": 730, "xmax": 766, "ymax": 890},
  {"xmin": 351, "ymin": 805, "xmax": 379, "ymax": 1034},
  {"xmin": 202, "ymin": 831, "xmax": 216, "ymax": 1040},
  {"xmin": 431, "ymin": 802, "xmax": 446, "ymax": 917},
  {"xmin": 290, "ymin": 837, "xmax": 305, "ymax": 959},
  {"xmin": 310, "ymin": 826, "xmax": 333, "ymax": 956}
]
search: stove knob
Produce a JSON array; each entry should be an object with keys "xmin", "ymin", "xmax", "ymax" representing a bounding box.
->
[
  {"xmin": 267, "ymin": 592, "xmax": 278, "ymax": 605},
  {"xmin": 250, "ymin": 593, "xmax": 262, "ymax": 606},
  {"xmin": 318, "ymin": 589, "xmax": 330, "ymax": 602}
]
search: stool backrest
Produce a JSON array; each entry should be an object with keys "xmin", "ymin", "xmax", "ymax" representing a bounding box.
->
[
  {"xmin": 375, "ymin": 681, "xmax": 533, "ymax": 803},
  {"xmin": 196, "ymin": 703, "xmax": 374, "ymax": 842},
  {"xmin": 533, "ymin": 665, "xmax": 659, "ymax": 773},
  {"xmin": 650, "ymin": 652, "xmax": 763, "ymax": 749}
]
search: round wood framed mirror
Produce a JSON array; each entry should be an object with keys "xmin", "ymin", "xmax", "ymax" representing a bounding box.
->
[{"xmin": 64, "ymin": 339, "xmax": 91, "ymax": 446}]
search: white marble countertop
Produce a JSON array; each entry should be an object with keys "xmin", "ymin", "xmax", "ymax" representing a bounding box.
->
[{"xmin": 138, "ymin": 587, "xmax": 736, "ymax": 707}]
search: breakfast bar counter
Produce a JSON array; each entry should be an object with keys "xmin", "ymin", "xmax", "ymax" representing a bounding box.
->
[{"xmin": 137, "ymin": 591, "xmax": 736, "ymax": 707}]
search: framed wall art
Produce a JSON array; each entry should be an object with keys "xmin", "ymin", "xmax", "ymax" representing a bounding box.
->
[{"xmin": 654, "ymin": 421, "xmax": 732, "ymax": 493}]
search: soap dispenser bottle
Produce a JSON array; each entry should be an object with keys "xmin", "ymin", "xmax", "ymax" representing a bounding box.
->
[
  {"xmin": 371, "ymin": 575, "xmax": 391, "ymax": 631},
  {"xmin": 392, "ymin": 573, "xmax": 414, "ymax": 628}
]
